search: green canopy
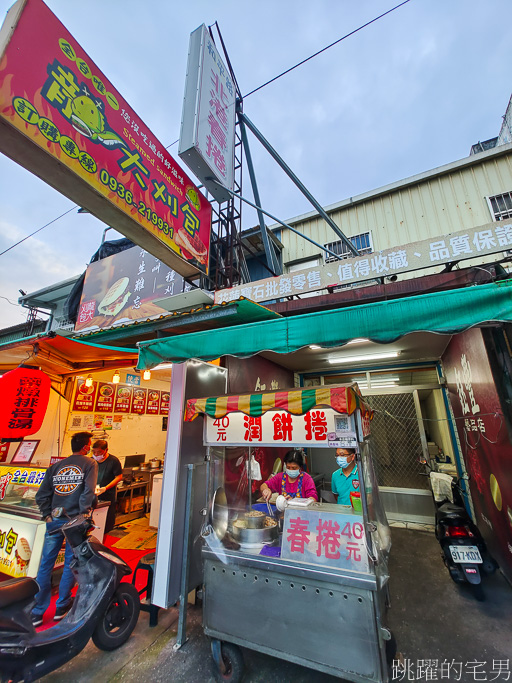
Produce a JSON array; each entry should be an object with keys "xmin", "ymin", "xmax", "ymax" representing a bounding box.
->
[{"xmin": 137, "ymin": 281, "xmax": 512, "ymax": 368}]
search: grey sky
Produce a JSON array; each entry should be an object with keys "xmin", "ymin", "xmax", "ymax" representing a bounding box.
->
[{"xmin": 0, "ymin": 0, "xmax": 510, "ymax": 327}]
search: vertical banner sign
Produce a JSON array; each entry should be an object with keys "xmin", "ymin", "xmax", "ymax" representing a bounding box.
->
[
  {"xmin": 72, "ymin": 379, "xmax": 98, "ymax": 412},
  {"xmin": 0, "ymin": 0, "xmax": 212, "ymax": 277},
  {"xmin": 131, "ymin": 388, "xmax": 147, "ymax": 415},
  {"xmin": 114, "ymin": 385, "xmax": 132, "ymax": 414},
  {"xmin": 94, "ymin": 383, "xmax": 115, "ymax": 413},
  {"xmin": 179, "ymin": 24, "xmax": 236, "ymax": 203},
  {"xmin": 146, "ymin": 390, "xmax": 161, "ymax": 415},
  {"xmin": 0, "ymin": 368, "xmax": 51, "ymax": 439}
]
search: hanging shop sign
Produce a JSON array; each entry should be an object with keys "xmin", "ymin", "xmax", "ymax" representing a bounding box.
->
[
  {"xmin": 0, "ymin": 0, "xmax": 212, "ymax": 277},
  {"xmin": 0, "ymin": 368, "xmax": 51, "ymax": 440},
  {"xmin": 214, "ymin": 221, "xmax": 512, "ymax": 304},
  {"xmin": 0, "ymin": 466, "xmax": 46, "ymax": 498},
  {"xmin": 179, "ymin": 24, "xmax": 236, "ymax": 203},
  {"xmin": 75, "ymin": 245, "xmax": 187, "ymax": 332},
  {"xmin": 204, "ymin": 408, "xmax": 357, "ymax": 448}
]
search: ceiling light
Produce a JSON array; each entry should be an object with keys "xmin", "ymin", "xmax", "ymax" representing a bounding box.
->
[
  {"xmin": 85, "ymin": 374, "xmax": 93, "ymax": 388},
  {"xmin": 143, "ymin": 370, "xmax": 151, "ymax": 381},
  {"xmin": 328, "ymin": 351, "xmax": 400, "ymax": 365},
  {"xmin": 309, "ymin": 345, "xmax": 321, "ymax": 350},
  {"xmin": 151, "ymin": 363, "xmax": 174, "ymax": 371},
  {"xmin": 112, "ymin": 370, "xmax": 121, "ymax": 384},
  {"xmin": 358, "ymin": 382, "xmax": 398, "ymax": 390}
]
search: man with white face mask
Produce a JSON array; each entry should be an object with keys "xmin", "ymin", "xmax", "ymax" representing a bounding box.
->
[
  {"xmin": 331, "ymin": 448, "xmax": 359, "ymax": 505},
  {"xmin": 91, "ymin": 440, "xmax": 122, "ymax": 533}
]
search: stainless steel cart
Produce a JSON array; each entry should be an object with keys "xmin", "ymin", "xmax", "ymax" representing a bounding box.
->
[{"xmin": 186, "ymin": 383, "xmax": 394, "ymax": 683}]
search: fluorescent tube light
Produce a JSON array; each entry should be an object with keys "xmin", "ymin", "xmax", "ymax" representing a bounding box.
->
[
  {"xmin": 346, "ymin": 338, "xmax": 370, "ymax": 345},
  {"xmin": 328, "ymin": 351, "xmax": 400, "ymax": 365}
]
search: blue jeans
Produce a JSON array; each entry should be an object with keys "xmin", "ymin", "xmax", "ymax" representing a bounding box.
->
[{"xmin": 32, "ymin": 518, "xmax": 75, "ymax": 616}]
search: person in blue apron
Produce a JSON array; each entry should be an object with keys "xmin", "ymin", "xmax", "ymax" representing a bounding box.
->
[{"xmin": 260, "ymin": 450, "xmax": 318, "ymax": 502}]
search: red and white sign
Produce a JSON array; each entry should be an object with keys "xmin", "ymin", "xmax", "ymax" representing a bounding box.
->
[
  {"xmin": 72, "ymin": 378, "xmax": 98, "ymax": 412},
  {"xmin": 159, "ymin": 391, "xmax": 170, "ymax": 416},
  {"xmin": 205, "ymin": 408, "xmax": 347, "ymax": 447},
  {"xmin": 0, "ymin": 368, "xmax": 51, "ymax": 439},
  {"xmin": 113, "ymin": 385, "xmax": 132, "ymax": 414},
  {"xmin": 130, "ymin": 387, "xmax": 147, "ymax": 415},
  {"xmin": 146, "ymin": 390, "xmax": 160, "ymax": 415},
  {"xmin": 281, "ymin": 508, "xmax": 368, "ymax": 572},
  {"xmin": 94, "ymin": 382, "xmax": 115, "ymax": 413}
]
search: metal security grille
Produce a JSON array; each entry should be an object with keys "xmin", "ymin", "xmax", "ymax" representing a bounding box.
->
[
  {"xmin": 366, "ymin": 393, "xmax": 428, "ymax": 490},
  {"xmin": 487, "ymin": 192, "xmax": 512, "ymax": 221}
]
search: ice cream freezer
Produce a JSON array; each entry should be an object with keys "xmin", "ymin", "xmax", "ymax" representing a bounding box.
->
[{"xmin": 185, "ymin": 383, "xmax": 395, "ymax": 683}]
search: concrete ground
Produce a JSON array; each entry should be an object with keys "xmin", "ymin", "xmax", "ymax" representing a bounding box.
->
[{"xmin": 40, "ymin": 527, "xmax": 512, "ymax": 683}]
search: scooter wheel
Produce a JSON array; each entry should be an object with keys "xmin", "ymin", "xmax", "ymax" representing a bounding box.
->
[
  {"xmin": 92, "ymin": 582, "xmax": 141, "ymax": 651},
  {"xmin": 212, "ymin": 642, "xmax": 245, "ymax": 683}
]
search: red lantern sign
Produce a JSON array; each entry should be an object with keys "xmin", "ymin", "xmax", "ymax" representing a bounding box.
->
[{"xmin": 0, "ymin": 368, "xmax": 52, "ymax": 440}]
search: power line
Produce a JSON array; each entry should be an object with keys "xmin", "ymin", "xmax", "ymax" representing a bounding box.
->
[
  {"xmin": 243, "ymin": 0, "xmax": 412, "ymax": 99},
  {"xmin": 0, "ymin": 206, "xmax": 78, "ymax": 258}
]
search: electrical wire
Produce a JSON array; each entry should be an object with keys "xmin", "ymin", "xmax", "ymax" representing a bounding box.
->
[
  {"xmin": 243, "ymin": 0, "xmax": 412, "ymax": 99},
  {"xmin": 0, "ymin": 206, "xmax": 77, "ymax": 258}
]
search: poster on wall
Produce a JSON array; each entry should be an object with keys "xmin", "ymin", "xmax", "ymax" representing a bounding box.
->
[
  {"xmin": 131, "ymin": 387, "xmax": 147, "ymax": 415},
  {"xmin": 146, "ymin": 389, "xmax": 160, "ymax": 415},
  {"xmin": 442, "ymin": 328, "xmax": 512, "ymax": 584},
  {"xmin": 94, "ymin": 382, "xmax": 115, "ymax": 413},
  {"xmin": 112, "ymin": 415, "xmax": 122, "ymax": 430},
  {"xmin": 159, "ymin": 390, "xmax": 170, "ymax": 416},
  {"xmin": 72, "ymin": 379, "xmax": 98, "ymax": 412},
  {"xmin": 0, "ymin": 512, "xmax": 46, "ymax": 578},
  {"xmin": 114, "ymin": 385, "xmax": 132, "ymax": 414}
]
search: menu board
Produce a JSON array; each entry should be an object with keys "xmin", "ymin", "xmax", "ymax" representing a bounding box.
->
[
  {"xmin": 146, "ymin": 389, "xmax": 160, "ymax": 415},
  {"xmin": 131, "ymin": 387, "xmax": 147, "ymax": 415},
  {"xmin": 94, "ymin": 382, "xmax": 115, "ymax": 413},
  {"xmin": 160, "ymin": 391, "xmax": 170, "ymax": 416},
  {"xmin": 72, "ymin": 379, "xmax": 98, "ymax": 412},
  {"xmin": 113, "ymin": 385, "xmax": 133, "ymax": 414}
]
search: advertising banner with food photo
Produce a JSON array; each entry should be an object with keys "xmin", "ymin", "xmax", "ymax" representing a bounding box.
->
[
  {"xmin": 0, "ymin": 0, "xmax": 212, "ymax": 278},
  {"xmin": 0, "ymin": 512, "xmax": 46, "ymax": 578},
  {"xmin": 146, "ymin": 389, "xmax": 161, "ymax": 415},
  {"xmin": 75, "ymin": 245, "xmax": 189, "ymax": 332},
  {"xmin": 94, "ymin": 382, "xmax": 115, "ymax": 412},
  {"xmin": 131, "ymin": 387, "xmax": 147, "ymax": 415},
  {"xmin": 72, "ymin": 378, "xmax": 98, "ymax": 412},
  {"xmin": 114, "ymin": 385, "xmax": 133, "ymax": 414},
  {"xmin": 160, "ymin": 391, "xmax": 170, "ymax": 416}
]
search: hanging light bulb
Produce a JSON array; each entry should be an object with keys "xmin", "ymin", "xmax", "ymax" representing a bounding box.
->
[
  {"xmin": 85, "ymin": 374, "xmax": 93, "ymax": 388},
  {"xmin": 143, "ymin": 370, "xmax": 151, "ymax": 381},
  {"xmin": 112, "ymin": 370, "xmax": 121, "ymax": 384}
]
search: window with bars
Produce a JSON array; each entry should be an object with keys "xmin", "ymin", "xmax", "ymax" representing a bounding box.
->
[
  {"xmin": 323, "ymin": 232, "xmax": 373, "ymax": 263},
  {"xmin": 487, "ymin": 192, "xmax": 512, "ymax": 221}
]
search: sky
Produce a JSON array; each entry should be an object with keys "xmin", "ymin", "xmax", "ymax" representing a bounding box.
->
[{"xmin": 0, "ymin": 0, "xmax": 511, "ymax": 328}]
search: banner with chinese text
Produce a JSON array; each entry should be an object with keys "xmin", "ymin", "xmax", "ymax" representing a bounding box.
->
[{"xmin": 0, "ymin": 0, "xmax": 212, "ymax": 277}]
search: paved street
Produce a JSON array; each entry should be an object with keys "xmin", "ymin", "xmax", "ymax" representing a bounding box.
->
[{"xmin": 40, "ymin": 527, "xmax": 512, "ymax": 682}]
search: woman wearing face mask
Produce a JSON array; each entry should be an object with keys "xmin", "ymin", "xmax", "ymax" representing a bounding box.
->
[
  {"xmin": 331, "ymin": 448, "xmax": 359, "ymax": 505},
  {"xmin": 260, "ymin": 450, "xmax": 318, "ymax": 502}
]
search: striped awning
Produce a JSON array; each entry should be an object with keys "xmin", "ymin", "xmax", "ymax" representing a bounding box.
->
[{"xmin": 185, "ymin": 384, "xmax": 367, "ymax": 421}]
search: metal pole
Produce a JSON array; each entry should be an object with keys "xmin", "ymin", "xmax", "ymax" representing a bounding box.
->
[
  {"xmin": 248, "ymin": 446, "xmax": 252, "ymax": 510},
  {"xmin": 238, "ymin": 112, "xmax": 281, "ymax": 276},
  {"xmin": 175, "ymin": 464, "xmax": 195, "ymax": 649},
  {"xmin": 239, "ymin": 112, "xmax": 360, "ymax": 257},
  {"xmin": 207, "ymin": 178, "xmax": 345, "ymax": 263}
]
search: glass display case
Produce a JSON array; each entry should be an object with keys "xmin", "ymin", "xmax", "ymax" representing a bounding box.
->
[{"xmin": 0, "ymin": 483, "xmax": 42, "ymax": 520}]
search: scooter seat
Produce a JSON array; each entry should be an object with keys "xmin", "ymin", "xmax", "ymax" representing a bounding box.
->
[
  {"xmin": 0, "ymin": 577, "xmax": 39, "ymax": 609},
  {"xmin": 437, "ymin": 503, "xmax": 466, "ymax": 520}
]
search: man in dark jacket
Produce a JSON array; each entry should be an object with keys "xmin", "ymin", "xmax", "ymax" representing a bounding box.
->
[
  {"xmin": 91, "ymin": 439, "xmax": 122, "ymax": 533},
  {"xmin": 32, "ymin": 431, "xmax": 97, "ymax": 626}
]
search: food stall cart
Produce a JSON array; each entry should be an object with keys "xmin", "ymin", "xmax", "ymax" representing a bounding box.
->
[{"xmin": 185, "ymin": 383, "xmax": 394, "ymax": 683}]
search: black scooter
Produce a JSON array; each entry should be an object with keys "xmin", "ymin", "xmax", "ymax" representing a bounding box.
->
[
  {"xmin": 423, "ymin": 462, "xmax": 497, "ymax": 597},
  {"xmin": 0, "ymin": 511, "xmax": 140, "ymax": 682}
]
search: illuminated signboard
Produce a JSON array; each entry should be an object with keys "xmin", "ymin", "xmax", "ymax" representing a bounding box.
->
[
  {"xmin": 0, "ymin": 0, "xmax": 212, "ymax": 277},
  {"xmin": 179, "ymin": 24, "xmax": 236, "ymax": 203}
]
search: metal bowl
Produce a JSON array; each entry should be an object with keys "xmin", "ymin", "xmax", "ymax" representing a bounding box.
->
[
  {"xmin": 245, "ymin": 511, "xmax": 266, "ymax": 529},
  {"xmin": 231, "ymin": 521, "xmax": 278, "ymax": 546},
  {"xmin": 210, "ymin": 487, "xmax": 229, "ymax": 539}
]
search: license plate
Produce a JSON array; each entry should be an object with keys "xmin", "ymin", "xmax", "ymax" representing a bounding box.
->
[{"xmin": 449, "ymin": 545, "xmax": 482, "ymax": 563}]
